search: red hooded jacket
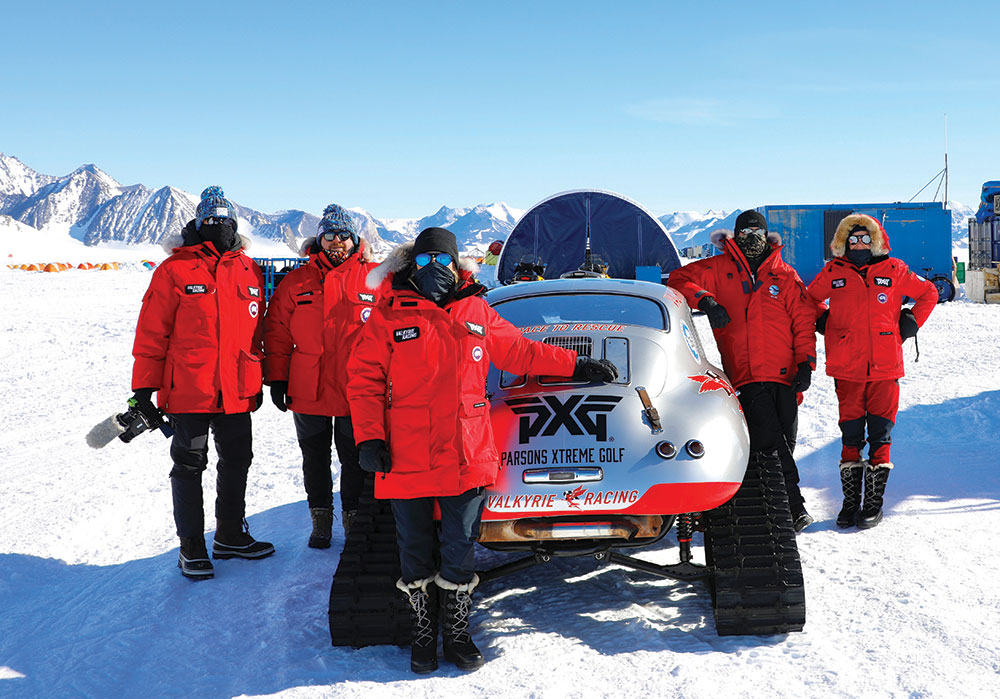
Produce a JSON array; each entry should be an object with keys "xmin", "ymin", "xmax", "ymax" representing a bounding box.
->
[
  {"xmin": 263, "ymin": 244, "xmax": 379, "ymax": 416},
  {"xmin": 806, "ymin": 214, "xmax": 937, "ymax": 381},
  {"xmin": 132, "ymin": 237, "xmax": 265, "ymax": 414},
  {"xmin": 666, "ymin": 231, "xmax": 817, "ymax": 388},
  {"xmin": 347, "ymin": 249, "xmax": 578, "ymax": 500}
]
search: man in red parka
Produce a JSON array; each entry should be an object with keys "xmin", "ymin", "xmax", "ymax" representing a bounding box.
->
[
  {"xmin": 131, "ymin": 186, "xmax": 274, "ymax": 580},
  {"xmin": 263, "ymin": 203, "xmax": 379, "ymax": 547},
  {"xmin": 807, "ymin": 214, "xmax": 936, "ymax": 529},
  {"xmin": 347, "ymin": 226, "xmax": 617, "ymax": 674},
  {"xmin": 667, "ymin": 210, "xmax": 817, "ymax": 532}
]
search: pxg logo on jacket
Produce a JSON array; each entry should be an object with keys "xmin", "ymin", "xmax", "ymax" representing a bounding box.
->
[
  {"xmin": 464, "ymin": 321, "xmax": 486, "ymax": 336},
  {"xmin": 393, "ymin": 327, "xmax": 420, "ymax": 342},
  {"xmin": 248, "ymin": 286, "xmax": 260, "ymax": 297},
  {"xmin": 505, "ymin": 394, "xmax": 623, "ymax": 444},
  {"xmin": 185, "ymin": 284, "xmax": 208, "ymax": 294},
  {"xmin": 874, "ymin": 277, "xmax": 892, "ymax": 287},
  {"xmin": 832, "ymin": 278, "xmax": 846, "ymax": 289},
  {"xmin": 358, "ymin": 293, "xmax": 375, "ymax": 303}
]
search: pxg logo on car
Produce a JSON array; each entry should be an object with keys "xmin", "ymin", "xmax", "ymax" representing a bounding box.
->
[{"xmin": 505, "ymin": 395, "xmax": 623, "ymax": 444}]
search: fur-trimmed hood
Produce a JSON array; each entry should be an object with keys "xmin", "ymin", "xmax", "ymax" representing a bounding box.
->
[
  {"xmin": 298, "ymin": 236, "xmax": 375, "ymax": 262},
  {"xmin": 160, "ymin": 231, "xmax": 252, "ymax": 254},
  {"xmin": 365, "ymin": 241, "xmax": 479, "ymax": 290},
  {"xmin": 710, "ymin": 228, "xmax": 782, "ymax": 251},
  {"xmin": 831, "ymin": 214, "xmax": 890, "ymax": 258}
]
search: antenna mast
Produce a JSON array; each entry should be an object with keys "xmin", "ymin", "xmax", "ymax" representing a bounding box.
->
[{"xmin": 944, "ymin": 114, "xmax": 949, "ymax": 204}]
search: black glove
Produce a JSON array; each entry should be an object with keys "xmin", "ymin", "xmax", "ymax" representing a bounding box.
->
[
  {"xmin": 359, "ymin": 439, "xmax": 392, "ymax": 473},
  {"xmin": 899, "ymin": 308, "xmax": 919, "ymax": 340},
  {"xmin": 697, "ymin": 296, "xmax": 731, "ymax": 329},
  {"xmin": 270, "ymin": 381, "xmax": 289, "ymax": 412},
  {"xmin": 253, "ymin": 392, "xmax": 264, "ymax": 412},
  {"xmin": 790, "ymin": 362, "xmax": 812, "ymax": 393},
  {"xmin": 573, "ymin": 357, "xmax": 619, "ymax": 382},
  {"xmin": 130, "ymin": 388, "xmax": 158, "ymax": 421},
  {"xmin": 815, "ymin": 309, "xmax": 829, "ymax": 335}
]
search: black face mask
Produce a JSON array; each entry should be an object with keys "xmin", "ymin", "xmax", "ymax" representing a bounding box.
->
[
  {"xmin": 736, "ymin": 231, "xmax": 768, "ymax": 260},
  {"xmin": 846, "ymin": 248, "xmax": 874, "ymax": 266},
  {"xmin": 199, "ymin": 221, "xmax": 237, "ymax": 252},
  {"xmin": 412, "ymin": 262, "xmax": 456, "ymax": 305}
]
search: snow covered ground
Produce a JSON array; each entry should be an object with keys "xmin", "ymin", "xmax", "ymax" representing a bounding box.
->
[{"xmin": 2, "ymin": 259, "xmax": 999, "ymax": 698}]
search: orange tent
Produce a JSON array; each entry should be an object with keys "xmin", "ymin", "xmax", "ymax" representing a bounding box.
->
[{"xmin": 42, "ymin": 263, "xmax": 60, "ymax": 272}]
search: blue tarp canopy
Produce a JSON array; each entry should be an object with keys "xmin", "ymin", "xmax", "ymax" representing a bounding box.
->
[{"xmin": 497, "ymin": 190, "xmax": 681, "ymax": 284}]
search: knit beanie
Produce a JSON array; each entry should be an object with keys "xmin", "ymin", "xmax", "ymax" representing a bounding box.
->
[{"xmin": 412, "ymin": 227, "xmax": 459, "ymax": 263}]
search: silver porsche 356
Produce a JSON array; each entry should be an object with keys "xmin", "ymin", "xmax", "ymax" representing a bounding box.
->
[{"xmin": 330, "ymin": 191, "xmax": 805, "ymax": 645}]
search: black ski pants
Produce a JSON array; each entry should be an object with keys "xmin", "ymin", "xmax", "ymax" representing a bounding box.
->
[
  {"xmin": 167, "ymin": 412, "xmax": 253, "ymax": 538},
  {"xmin": 736, "ymin": 381, "xmax": 805, "ymax": 515},
  {"xmin": 391, "ymin": 487, "xmax": 486, "ymax": 585},
  {"xmin": 291, "ymin": 413, "xmax": 365, "ymax": 512}
]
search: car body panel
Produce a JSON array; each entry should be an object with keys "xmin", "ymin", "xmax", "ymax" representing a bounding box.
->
[{"xmin": 483, "ymin": 278, "xmax": 749, "ymax": 524}]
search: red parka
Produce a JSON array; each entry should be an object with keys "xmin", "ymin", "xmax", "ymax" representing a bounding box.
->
[
  {"xmin": 347, "ymin": 256, "xmax": 577, "ymax": 500},
  {"xmin": 666, "ymin": 231, "xmax": 817, "ymax": 388},
  {"xmin": 806, "ymin": 214, "xmax": 937, "ymax": 382},
  {"xmin": 263, "ymin": 246, "xmax": 379, "ymax": 416},
  {"xmin": 132, "ymin": 237, "xmax": 265, "ymax": 414}
]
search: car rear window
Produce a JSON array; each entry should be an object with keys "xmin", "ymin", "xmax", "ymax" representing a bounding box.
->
[{"xmin": 492, "ymin": 293, "xmax": 667, "ymax": 331}]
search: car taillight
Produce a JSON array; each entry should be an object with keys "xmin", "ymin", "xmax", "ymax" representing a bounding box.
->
[
  {"xmin": 655, "ymin": 441, "xmax": 677, "ymax": 459},
  {"xmin": 685, "ymin": 440, "xmax": 705, "ymax": 458}
]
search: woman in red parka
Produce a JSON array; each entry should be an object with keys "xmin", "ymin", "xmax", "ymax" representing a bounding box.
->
[
  {"xmin": 807, "ymin": 214, "xmax": 937, "ymax": 529},
  {"xmin": 131, "ymin": 186, "xmax": 273, "ymax": 580},
  {"xmin": 667, "ymin": 210, "xmax": 817, "ymax": 532},
  {"xmin": 263, "ymin": 204, "xmax": 379, "ymax": 548},
  {"xmin": 347, "ymin": 226, "xmax": 617, "ymax": 674}
]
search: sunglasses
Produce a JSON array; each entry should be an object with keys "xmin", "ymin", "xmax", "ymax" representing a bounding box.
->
[
  {"xmin": 848, "ymin": 233, "xmax": 872, "ymax": 245},
  {"xmin": 738, "ymin": 227, "xmax": 763, "ymax": 237},
  {"xmin": 201, "ymin": 217, "xmax": 228, "ymax": 226},
  {"xmin": 414, "ymin": 252, "xmax": 453, "ymax": 268},
  {"xmin": 319, "ymin": 231, "xmax": 353, "ymax": 241}
]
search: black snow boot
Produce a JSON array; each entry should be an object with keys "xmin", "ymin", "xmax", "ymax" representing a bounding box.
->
[
  {"xmin": 342, "ymin": 509, "xmax": 357, "ymax": 537},
  {"xmin": 308, "ymin": 507, "xmax": 333, "ymax": 549},
  {"xmin": 178, "ymin": 535, "xmax": 214, "ymax": 580},
  {"xmin": 213, "ymin": 518, "xmax": 275, "ymax": 559},
  {"xmin": 836, "ymin": 461, "xmax": 865, "ymax": 528},
  {"xmin": 792, "ymin": 510, "xmax": 814, "ymax": 533},
  {"xmin": 856, "ymin": 463, "xmax": 892, "ymax": 530},
  {"xmin": 397, "ymin": 577, "xmax": 439, "ymax": 674},
  {"xmin": 437, "ymin": 573, "xmax": 484, "ymax": 671}
]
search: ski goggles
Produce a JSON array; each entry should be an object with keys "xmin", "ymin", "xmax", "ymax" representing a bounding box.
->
[
  {"xmin": 414, "ymin": 252, "xmax": 453, "ymax": 268},
  {"xmin": 847, "ymin": 233, "xmax": 872, "ymax": 245},
  {"xmin": 319, "ymin": 230, "xmax": 354, "ymax": 241}
]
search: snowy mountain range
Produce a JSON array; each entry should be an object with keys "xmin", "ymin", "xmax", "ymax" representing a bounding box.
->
[
  {"xmin": 0, "ymin": 154, "xmax": 973, "ymax": 259},
  {"xmin": 0, "ymin": 154, "xmax": 525, "ymax": 257}
]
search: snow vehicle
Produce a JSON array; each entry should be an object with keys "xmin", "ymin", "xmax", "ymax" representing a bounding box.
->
[{"xmin": 329, "ymin": 191, "xmax": 805, "ymax": 646}]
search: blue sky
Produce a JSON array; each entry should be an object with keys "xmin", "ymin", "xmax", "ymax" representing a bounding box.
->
[{"xmin": 2, "ymin": 1, "xmax": 997, "ymax": 218}]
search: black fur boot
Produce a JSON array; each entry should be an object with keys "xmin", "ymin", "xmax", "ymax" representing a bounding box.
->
[
  {"xmin": 836, "ymin": 461, "xmax": 865, "ymax": 528},
  {"xmin": 856, "ymin": 463, "xmax": 892, "ymax": 529},
  {"xmin": 397, "ymin": 576, "xmax": 439, "ymax": 674},
  {"xmin": 437, "ymin": 573, "xmax": 484, "ymax": 671}
]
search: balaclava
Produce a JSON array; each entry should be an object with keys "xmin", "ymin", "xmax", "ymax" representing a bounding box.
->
[
  {"xmin": 411, "ymin": 227, "xmax": 460, "ymax": 305},
  {"xmin": 845, "ymin": 224, "xmax": 875, "ymax": 266},
  {"xmin": 733, "ymin": 210, "xmax": 769, "ymax": 263}
]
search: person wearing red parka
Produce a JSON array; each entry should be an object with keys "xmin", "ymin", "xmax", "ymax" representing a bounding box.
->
[
  {"xmin": 667, "ymin": 210, "xmax": 817, "ymax": 533},
  {"xmin": 347, "ymin": 226, "xmax": 617, "ymax": 674},
  {"xmin": 263, "ymin": 203, "xmax": 380, "ymax": 548},
  {"xmin": 807, "ymin": 213, "xmax": 937, "ymax": 529},
  {"xmin": 131, "ymin": 186, "xmax": 273, "ymax": 580}
]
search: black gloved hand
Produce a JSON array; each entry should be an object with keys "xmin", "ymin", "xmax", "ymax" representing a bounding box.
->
[
  {"xmin": 253, "ymin": 392, "xmax": 264, "ymax": 412},
  {"xmin": 359, "ymin": 439, "xmax": 392, "ymax": 473},
  {"xmin": 815, "ymin": 309, "xmax": 829, "ymax": 335},
  {"xmin": 790, "ymin": 362, "xmax": 813, "ymax": 393},
  {"xmin": 270, "ymin": 381, "xmax": 289, "ymax": 412},
  {"xmin": 697, "ymin": 296, "xmax": 731, "ymax": 329},
  {"xmin": 130, "ymin": 388, "xmax": 158, "ymax": 421},
  {"xmin": 572, "ymin": 357, "xmax": 619, "ymax": 383},
  {"xmin": 899, "ymin": 308, "xmax": 919, "ymax": 340}
]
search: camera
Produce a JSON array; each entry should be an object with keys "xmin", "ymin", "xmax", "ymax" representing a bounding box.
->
[{"xmin": 116, "ymin": 403, "xmax": 173, "ymax": 443}]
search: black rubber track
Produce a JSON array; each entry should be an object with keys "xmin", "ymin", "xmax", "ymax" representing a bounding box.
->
[
  {"xmin": 328, "ymin": 476, "xmax": 413, "ymax": 647},
  {"xmin": 703, "ymin": 456, "xmax": 806, "ymax": 636}
]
